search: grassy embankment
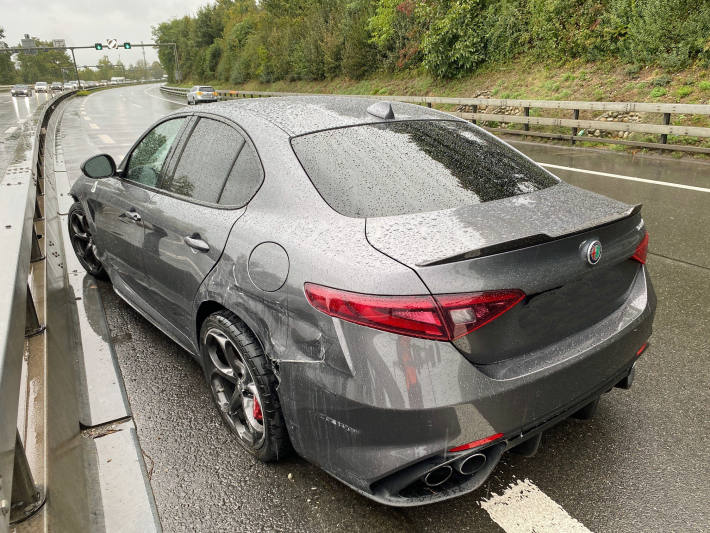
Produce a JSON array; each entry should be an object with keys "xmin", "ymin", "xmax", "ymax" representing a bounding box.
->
[{"xmin": 180, "ymin": 58, "xmax": 710, "ymax": 159}]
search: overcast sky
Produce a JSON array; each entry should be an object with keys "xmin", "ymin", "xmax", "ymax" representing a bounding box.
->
[{"xmin": 2, "ymin": 0, "xmax": 208, "ymax": 66}]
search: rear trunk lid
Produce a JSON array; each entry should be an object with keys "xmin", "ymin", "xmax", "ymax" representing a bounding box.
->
[{"xmin": 366, "ymin": 183, "xmax": 647, "ymax": 365}]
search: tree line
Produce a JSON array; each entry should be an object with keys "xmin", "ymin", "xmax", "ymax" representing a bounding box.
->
[
  {"xmin": 0, "ymin": 29, "xmax": 164, "ymax": 84},
  {"xmin": 152, "ymin": 0, "xmax": 710, "ymax": 84}
]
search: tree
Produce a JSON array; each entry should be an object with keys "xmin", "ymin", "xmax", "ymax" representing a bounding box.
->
[
  {"xmin": 14, "ymin": 37, "xmax": 73, "ymax": 82},
  {"xmin": 0, "ymin": 27, "xmax": 17, "ymax": 83}
]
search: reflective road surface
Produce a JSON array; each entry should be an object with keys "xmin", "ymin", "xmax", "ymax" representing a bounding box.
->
[
  {"xmin": 0, "ymin": 89, "xmax": 54, "ymax": 177},
  {"xmin": 11, "ymin": 84, "xmax": 708, "ymax": 532}
]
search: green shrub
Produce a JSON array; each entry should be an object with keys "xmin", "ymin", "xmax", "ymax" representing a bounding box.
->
[
  {"xmin": 419, "ymin": 0, "xmax": 488, "ymax": 78},
  {"xmin": 651, "ymin": 74, "xmax": 672, "ymax": 87},
  {"xmin": 650, "ymin": 87, "xmax": 667, "ymax": 97},
  {"xmin": 676, "ymin": 85, "xmax": 693, "ymax": 98},
  {"xmin": 698, "ymin": 80, "xmax": 710, "ymax": 91}
]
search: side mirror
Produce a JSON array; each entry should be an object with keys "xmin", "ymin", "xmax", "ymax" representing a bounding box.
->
[{"xmin": 81, "ymin": 154, "xmax": 116, "ymax": 179}]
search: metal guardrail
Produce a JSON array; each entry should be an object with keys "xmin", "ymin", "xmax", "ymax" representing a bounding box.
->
[
  {"xmin": 0, "ymin": 88, "xmax": 75, "ymax": 529},
  {"xmin": 161, "ymin": 86, "xmax": 710, "ymax": 154},
  {"xmin": 0, "ymin": 81, "xmax": 159, "ymax": 530}
]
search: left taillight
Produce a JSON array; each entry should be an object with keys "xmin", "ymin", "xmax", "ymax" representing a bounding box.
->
[
  {"xmin": 304, "ymin": 283, "xmax": 524, "ymax": 341},
  {"xmin": 631, "ymin": 231, "xmax": 649, "ymax": 264}
]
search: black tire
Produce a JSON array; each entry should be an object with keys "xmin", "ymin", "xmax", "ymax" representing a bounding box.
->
[
  {"xmin": 200, "ymin": 310, "xmax": 291, "ymax": 462},
  {"xmin": 67, "ymin": 201, "xmax": 109, "ymax": 280}
]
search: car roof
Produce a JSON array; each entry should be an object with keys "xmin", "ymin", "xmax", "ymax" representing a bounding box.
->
[{"xmin": 182, "ymin": 96, "xmax": 456, "ymax": 136}]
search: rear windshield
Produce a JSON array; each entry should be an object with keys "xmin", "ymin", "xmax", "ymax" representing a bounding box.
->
[
  {"xmin": 199, "ymin": 86, "xmax": 215, "ymax": 92},
  {"xmin": 291, "ymin": 120, "xmax": 558, "ymax": 218}
]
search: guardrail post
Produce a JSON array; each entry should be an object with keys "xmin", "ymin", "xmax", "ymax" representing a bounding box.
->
[
  {"xmin": 34, "ymin": 198, "xmax": 43, "ymax": 221},
  {"xmin": 30, "ymin": 228, "xmax": 43, "ymax": 263},
  {"xmin": 571, "ymin": 109, "xmax": 580, "ymax": 145},
  {"xmin": 25, "ymin": 285, "xmax": 44, "ymax": 337},
  {"xmin": 10, "ymin": 431, "xmax": 42, "ymax": 524},
  {"xmin": 426, "ymin": 102, "xmax": 432, "ymax": 108},
  {"xmin": 471, "ymin": 105, "xmax": 478, "ymax": 125},
  {"xmin": 523, "ymin": 107, "xmax": 530, "ymax": 132},
  {"xmin": 661, "ymin": 112, "xmax": 671, "ymax": 144}
]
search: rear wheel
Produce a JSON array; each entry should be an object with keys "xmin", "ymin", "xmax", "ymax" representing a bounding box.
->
[
  {"xmin": 200, "ymin": 310, "xmax": 291, "ymax": 461},
  {"xmin": 68, "ymin": 202, "xmax": 108, "ymax": 279}
]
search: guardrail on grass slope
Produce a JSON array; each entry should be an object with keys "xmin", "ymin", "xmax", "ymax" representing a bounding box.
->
[{"xmin": 161, "ymin": 86, "xmax": 710, "ymax": 154}]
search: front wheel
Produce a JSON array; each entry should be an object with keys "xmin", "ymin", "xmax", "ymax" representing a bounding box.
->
[
  {"xmin": 68, "ymin": 202, "xmax": 108, "ymax": 279},
  {"xmin": 200, "ymin": 310, "xmax": 291, "ymax": 461}
]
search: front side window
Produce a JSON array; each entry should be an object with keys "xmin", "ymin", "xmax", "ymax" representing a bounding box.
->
[
  {"xmin": 125, "ymin": 118, "xmax": 185, "ymax": 187},
  {"xmin": 160, "ymin": 118, "xmax": 243, "ymax": 203}
]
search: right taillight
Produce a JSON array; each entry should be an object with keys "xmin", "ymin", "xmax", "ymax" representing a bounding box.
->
[
  {"xmin": 631, "ymin": 231, "xmax": 649, "ymax": 264},
  {"xmin": 304, "ymin": 283, "xmax": 525, "ymax": 341}
]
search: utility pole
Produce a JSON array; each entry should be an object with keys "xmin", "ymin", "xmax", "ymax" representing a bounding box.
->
[
  {"xmin": 70, "ymin": 48, "xmax": 80, "ymax": 84},
  {"xmin": 141, "ymin": 41, "xmax": 147, "ymax": 80}
]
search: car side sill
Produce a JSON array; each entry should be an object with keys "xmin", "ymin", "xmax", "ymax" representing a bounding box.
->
[{"xmin": 112, "ymin": 280, "xmax": 199, "ymax": 357}]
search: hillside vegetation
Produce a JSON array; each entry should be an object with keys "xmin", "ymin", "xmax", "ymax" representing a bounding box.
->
[{"xmin": 153, "ymin": 0, "xmax": 710, "ymax": 84}]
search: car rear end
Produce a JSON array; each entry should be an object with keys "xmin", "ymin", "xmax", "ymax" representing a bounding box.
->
[
  {"xmin": 285, "ymin": 116, "xmax": 656, "ymax": 505},
  {"xmin": 35, "ymin": 82, "xmax": 48, "ymax": 92},
  {"xmin": 194, "ymin": 86, "xmax": 218, "ymax": 103}
]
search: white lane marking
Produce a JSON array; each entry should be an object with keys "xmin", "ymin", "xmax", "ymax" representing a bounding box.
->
[
  {"xmin": 540, "ymin": 162, "xmax": 710, "ymax": 193},
  {"xmin": 98, "ymin": 134, "xmax": 115, "ymax": 144},
  {"xmin": 132, "ymin": 103, "xmax": 143, "ymax": 108},
  {"xmin": 481, "ymin": 479, "xmax": 591, "ymax": 533},
  {"xmin": 143, "ymin": 85, "xmax": 186, "ymax": 105},
  {"xmin": 89, "ymin": 123, "xmax": 99, "ymax": 130},
  {"xmin": 83, "ymin": 116, "xmax": 92, "ymax": 121},
  {"xmin": 4, "ymin": 126, "xmax": 18, "ymax": 134}
]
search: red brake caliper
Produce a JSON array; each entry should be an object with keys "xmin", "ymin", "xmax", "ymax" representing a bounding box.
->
[{"xmin": 253, "ymin": 396, "xmax": 263, "ymax": 421}]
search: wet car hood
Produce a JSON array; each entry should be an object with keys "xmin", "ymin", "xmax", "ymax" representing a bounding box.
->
[{"xmin": 365, "ymin": 183, "xmax": 636, "ymax": 267}]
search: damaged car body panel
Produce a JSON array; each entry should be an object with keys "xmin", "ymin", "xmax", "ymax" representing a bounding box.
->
[{"xmin": 68, "ymin": 96, "xmax": 656, "ymax": 506}]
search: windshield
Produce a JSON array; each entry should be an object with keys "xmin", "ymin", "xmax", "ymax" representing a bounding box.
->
[
  {"xmin": 199, "ymin": 86, "xmax": 215, "ymax": 92},
  {"xmin": 291, "ymin": 120, "xmax": 559, "ymax": 218}
]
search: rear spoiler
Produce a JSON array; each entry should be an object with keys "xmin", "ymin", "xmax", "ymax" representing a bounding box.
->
[{"xmin": 417, "ymin": 204, "xmax": 642, "ymax": 267}]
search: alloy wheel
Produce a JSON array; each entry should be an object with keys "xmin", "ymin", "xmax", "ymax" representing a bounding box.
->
[
  {"xmin": 204, "ymin": 328, "xmax": 265, "ymax": 448},
  {"xmin": 69, "ymin": 210, "xmax": 102, "ymax": 272}
]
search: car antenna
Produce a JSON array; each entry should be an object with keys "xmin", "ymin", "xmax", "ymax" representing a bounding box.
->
[{"xmin": 367, "ymin": 101, "xmax": 395, "ymax": 120}]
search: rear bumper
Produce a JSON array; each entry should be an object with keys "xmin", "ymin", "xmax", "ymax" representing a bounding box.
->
[{"xmin": 279, "ymin": 266, "xmax": 656, "ymax": 505}]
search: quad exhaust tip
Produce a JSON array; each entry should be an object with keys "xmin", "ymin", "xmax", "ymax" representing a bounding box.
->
[
  {"xmin": 422, "ymin": 465, "xmax": 453, "ymax": 487},
  {"xmin": 455, "ymin": 453, "xmax": 486, "ymax": 475}
]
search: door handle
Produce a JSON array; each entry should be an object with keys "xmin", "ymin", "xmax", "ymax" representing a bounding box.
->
[
  {"xmin": 184, "ymin": 235, "xmax": 210, "ymax": 253},
  {"xmin": 121, "ymin": 210, "xmax": 142, "ymax": 223}
]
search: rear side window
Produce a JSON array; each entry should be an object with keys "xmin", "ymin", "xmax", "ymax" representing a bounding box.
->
[
  {"xmin": 219, "ymin": 142, "xmax": 263, "ymax": 206},
  {"xmin": 162, "ymin": 118, "xmax": 241, "ymax": 203},
  {"xmin": 291, "ymin": 120, "xmax": 558, "ymax": 218}
]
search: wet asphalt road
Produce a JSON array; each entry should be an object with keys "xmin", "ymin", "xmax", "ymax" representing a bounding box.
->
[
  {"xmin": 0, "ymin": 90, "xmax": 53, "ymax": 177},
  {"xmin": 34, "ymin": 84, "xmax": 710, "ymax": 531}
]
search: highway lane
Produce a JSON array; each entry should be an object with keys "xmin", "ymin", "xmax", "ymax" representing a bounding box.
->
[
  {"xmin": 0, "ymin": 90, "xmax": 53, "ymax": 178},
  {"xmin": 55, "ymin": 84, "xmax": 709, "ymax": 532}
]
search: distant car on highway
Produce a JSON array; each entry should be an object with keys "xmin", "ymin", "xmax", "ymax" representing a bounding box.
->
[
  {"xmin": 34, "ymin": 81, "xmax": 48, "ymax": 92},
  {"xmin": 187, "ymin": 85, "xmax": 218, "ymax": 105},
  {"xmin": 50, "ymin": 82, "xmax": 63, "ymax": 91},
  {"xmin": 10, "ymin": 84, "xmax": 33, "ymax": 96},
  {"xmin": 67, "ymin": 97, "xmax": 656, "ymax": 506}
]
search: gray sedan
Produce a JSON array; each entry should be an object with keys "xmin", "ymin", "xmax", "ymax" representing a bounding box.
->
[
  {"xmin": 68, "ymin": 97, "xmax": 655, "ymax": 506},
  {"xmin": 187, "ymin": 85, "xmax": 218, "ymax": 105}
]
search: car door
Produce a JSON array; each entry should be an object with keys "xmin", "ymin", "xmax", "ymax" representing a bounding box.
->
[
  {"xmin": 139, "ymin": 115, "xmax": 264, "ymax": 336},
  {"xmin": 90, "ymin": 116, "xmax": 188, "ymax": 296}
]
